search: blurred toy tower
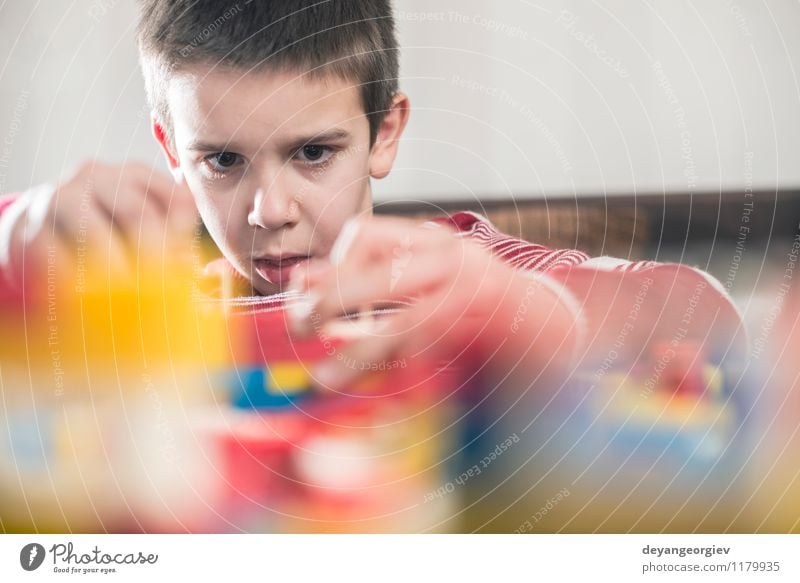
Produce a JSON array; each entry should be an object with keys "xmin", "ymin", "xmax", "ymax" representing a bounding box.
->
[{"xmin": 0, "ymin": 250, "xmax": 227, "ymax": 532}]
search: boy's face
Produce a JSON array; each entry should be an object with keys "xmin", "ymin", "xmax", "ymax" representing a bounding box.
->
[{"xmin": 153, "ymin": 66, "xmax": 407, "ymax": 295}]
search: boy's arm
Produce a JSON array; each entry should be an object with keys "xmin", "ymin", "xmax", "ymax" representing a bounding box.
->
[
  {"xmin": 437, "ymin": 211, "xmax": 748, "ymax": 368},
  {"xmin": 285, "ymin": 212, "xmax": 747, "ymax": 390}
]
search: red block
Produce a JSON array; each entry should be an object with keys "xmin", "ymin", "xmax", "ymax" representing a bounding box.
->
[
  {"xmin": 227, "ymin": 308, "xmax": 343, "ymax": 365},
  {"xmin": 217, "ymin": 410, "xmax": 309, "ymax": 504},
  {"xmin": 651, "ymin": 340, "xmax": 707, "ymax": 395}
]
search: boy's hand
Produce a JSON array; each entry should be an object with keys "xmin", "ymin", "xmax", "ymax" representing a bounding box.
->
[
  {"xmin": 0, "ymin": 161, "xmax": 197, "ymax": 284},
  {"xmin": 288, "ymin": 216, "xmax": 578, "ymax": 391}
]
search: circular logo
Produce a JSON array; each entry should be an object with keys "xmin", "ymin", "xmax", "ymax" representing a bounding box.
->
[{"xmin": 20, "ymin": 543, "xmax": 46, "ymax": 571}]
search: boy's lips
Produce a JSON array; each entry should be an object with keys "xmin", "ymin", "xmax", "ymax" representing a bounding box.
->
[{"xmin": 253, "ymin": 255, "xmax": 310, "ymax": 285}]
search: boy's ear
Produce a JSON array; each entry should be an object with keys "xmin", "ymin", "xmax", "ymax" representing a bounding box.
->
[
  {"xmin": 369, "ymin": 92, "xmax": 410, "ymax": 179},
  {"xmin": 151, "ymin": 117, "xmax": 183, "ymax": 182}
]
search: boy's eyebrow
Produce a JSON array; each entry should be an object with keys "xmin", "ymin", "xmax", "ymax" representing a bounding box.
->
[
  {"xmin": 185, "ymin": 128, "xmax": 352, "ymax": 153},
  {"xmin": 283, "ymin": 128, "xmax": 352, "ymax": 148},
  {"xmin": 186, "ymin": 139, "xmax": 244, "ymax": 152}
]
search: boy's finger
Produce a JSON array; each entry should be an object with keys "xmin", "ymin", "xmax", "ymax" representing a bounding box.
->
[
  {"xmin": 122, "ymin": 164, "xmax": 182, "ymax": 212},
  {"xmin": 89, "ymin": 167, "xmax": 197, "ymax": 254},
  {"xmin": 165, "ymin": 182, "xmax": 200, "ymax": 236},
  {"xmin": 97, "ymin": 186, "xmax": 169, "ymax": 256},
  {"xmin": 307, "ymin": 254, "xmax": 452, "ymax": 324},
  {"xmin": 328, "ymin": 215, "xmax": 450, "ymax": 269},
  {"xmin": 139, "ymin": 175, "xmax": 199, "ymax": 235},
  {"xmin": 308, "ymin": 293, "xmax": 471, "ymax": 393},
  {"xmin": 311, "ymin": 321, "xmax": 406, "ymax": 392},
  {"xmin": 306, "ymin": 241, "xmax": 493, "ymax": 328},
  {"xmin": 133, "ymin": 196, "xmax": 171, "ymax": 257},
  {"xmin": 106, "ymin": 164, "xmax": 197, "ymax": 235},
  {"xmin": 55, "ymin": 201, "xmax": 130, "ymax": 278}
]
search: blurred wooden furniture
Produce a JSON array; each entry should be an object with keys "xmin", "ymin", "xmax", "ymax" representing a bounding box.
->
[
  {"xmin": 375, "ymin": 189, "xmax": 800, "ymax": 261},
  {"xmin": 376, "ymin": 198, "xmax": 649, "ymax": 259}
]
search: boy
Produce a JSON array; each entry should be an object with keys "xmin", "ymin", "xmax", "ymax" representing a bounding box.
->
[{"xmin": 0, "ymin": 0, "xmax": 745, "ymax": 390}]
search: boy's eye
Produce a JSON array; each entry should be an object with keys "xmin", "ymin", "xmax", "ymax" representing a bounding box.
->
[
  {"xmin": 302, "ymin": 145, "xmax": 324, "ymax": 161},
  {"xmin": 204, "ymin": 152, "xmax": 243, "ymax": 172},
  {"xmin": 295, "ymin": 144, "xmax": 333, "ymax": 164}
]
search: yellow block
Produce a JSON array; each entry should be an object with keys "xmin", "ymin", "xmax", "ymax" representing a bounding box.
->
[
  {"xmin": 703, "ymin": 364, "xmax": 724, "ymax": 397},
  {"xmin": 266, "ymin": 363, "xmax": 309, "ymax": 395}
]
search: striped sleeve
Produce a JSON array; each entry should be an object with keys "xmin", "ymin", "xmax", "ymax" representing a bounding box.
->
[{"xmin": 428, "ymin": 210, "xmax": 589, "ymax": 271}]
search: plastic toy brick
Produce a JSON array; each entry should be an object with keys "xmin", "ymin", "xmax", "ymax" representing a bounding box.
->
[
  {"xmin": 593, "ymin": 366, "xmax": 734, "ymax": 461},
  {"xmin": 5, "ymin": 409, "xmax": 52, "ymax": 471},
  {"xmin": 229, "ymin": 366, "xmax": 313, "ymax": 409},
  {"xmin": 650, "ymin": 340, "xmax": 708, "ymax": 395},
  {"xmin": 216, "ymin": 409, "xmax": 307, "ymax": 505},
  {"xmin": 268, "ymin": 362, "xmax": 310, "ymax": 394},
  {"xmin": 227, "ymin": 308, "xmax": 341, "ymax": 365}
]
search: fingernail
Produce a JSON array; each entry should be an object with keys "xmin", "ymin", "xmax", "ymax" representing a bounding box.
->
[
  {"xmin": 305, "ymin": 260, "xmax": 332, "ymax": 281},
  {"xmin": 289, "ymin": 260, "xmax": 331, "ymax": 293},
  {"xmin": 287, "ymin": 290, "xmax": 319, "ymax": 334},
  {"xmin": 288, "ymin": 264, "xmax": 307, "ymax": 290},
  {"xmin": 313, "ymin": 358, "xmax": 346, "ymax": 390},
  {"xmin": 329, "ymin": 217, "xmax": 361, "ymax": 266}
]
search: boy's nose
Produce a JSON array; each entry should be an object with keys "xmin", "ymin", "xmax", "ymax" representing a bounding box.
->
[{"xmin": 247, "ymin": 185, "xmax": 299, "ymax": 230}]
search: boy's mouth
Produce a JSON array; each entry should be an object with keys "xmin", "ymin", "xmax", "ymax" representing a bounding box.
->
[{"xmin": 253, "ymin": 255, "xmax": 310, "ymax": 286}]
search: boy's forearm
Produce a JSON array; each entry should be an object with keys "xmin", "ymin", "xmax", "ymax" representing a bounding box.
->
[
  {"xmin": 478, "ymin": 262, "xmax": 747, "ymax": 403},
  {"xmin": 546, "ymin": 263, "xmax": 747, "ymax": 369},
  {"xmin": 443, "ymin": 211, "xmax": 746, "ymax": 369},
  {"xmin": 472, "ymin": 270, "xmax": 582, "ymax": 384}
]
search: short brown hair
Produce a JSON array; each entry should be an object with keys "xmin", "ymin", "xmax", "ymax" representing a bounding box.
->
[{"xmin": 137, "ymin": 0, "xmax": 399, "ymax": 143}]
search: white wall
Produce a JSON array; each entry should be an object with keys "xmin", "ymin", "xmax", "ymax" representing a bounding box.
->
[
  {"xmin": 0, "ymin": 1, "xmax": 161, "ymax": 196},
  {"xmin": 1, "ymin": 1, "xmax": 798, "ymax": 203},
  {"xmin": 386, "ymin": 0, "xmax": 800, "ymax": 201}
]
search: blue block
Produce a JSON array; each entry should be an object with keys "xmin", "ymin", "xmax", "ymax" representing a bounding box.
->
[
  {"xmin": 6, "ymin": 409, "xmax": 53, "ymax": 471},
  {"xmin": 228, "ymin": 367, "xmax": 309, "ymax": 409}
]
